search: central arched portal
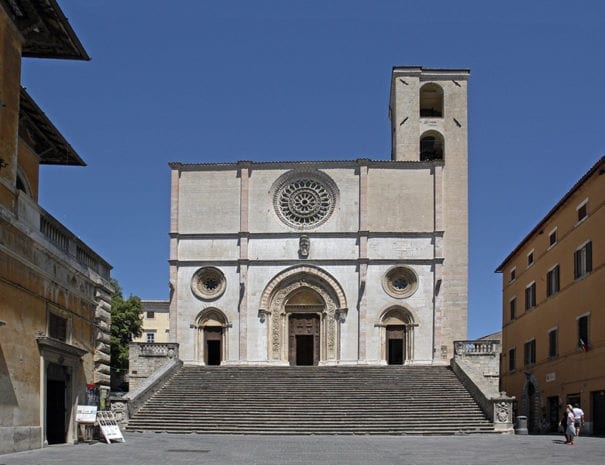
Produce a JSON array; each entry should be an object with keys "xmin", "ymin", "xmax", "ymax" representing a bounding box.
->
[
  {"xmin": 260, "ymin": 266, "xmax": 348, "ymax": 366},
  {"xmin": 286, "ymin": 289, "xmax": 323, "ymax": 366}
]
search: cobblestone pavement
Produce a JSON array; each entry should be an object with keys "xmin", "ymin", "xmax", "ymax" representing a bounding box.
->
[{"xmin": 1, "ymin": 433, "xmax": 604, "ymax": 465}]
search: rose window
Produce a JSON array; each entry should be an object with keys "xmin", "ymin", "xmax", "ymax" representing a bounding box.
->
[
  {"xmin": 191, "ymin": 267, "xmax": 226, "ymax": 300},
  {"xmin": 272, "ymin": 171, "xmax": 337, "ymax": 229},
  {"xmin": 383, "ymin": 266, "xmax": 418, "ymax": 299}
]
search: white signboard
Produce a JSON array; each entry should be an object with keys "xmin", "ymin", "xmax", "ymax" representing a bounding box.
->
[
  {"xmin": 97, "ymin": 411, "xmax": 125, "ymax": 444},
  {"xmin": 76, "ymin": 405, "xmax": 97, "ymax": 424}
]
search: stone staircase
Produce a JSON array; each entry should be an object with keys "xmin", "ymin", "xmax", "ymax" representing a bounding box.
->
[{"xmin": 126, "ymin": 365, "xmax": 495, "ymax": 435}]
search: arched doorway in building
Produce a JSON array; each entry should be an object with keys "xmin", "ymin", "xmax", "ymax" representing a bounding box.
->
[
  {"xmin": 522, "ymin": 374, "xmax": 542, "ymax": 433},
  {"xmin": 259, "ymin": 265, "xmax": 348, "ymax": 365},
  {"xmin": 195, "ymin": 309, "xmax": 228, "ymax": 365},
  {"xmin": 380, "ymin": 307, "xmax": 415, "ymax": 365},
  {"xmin": 286, "ymin": 289, "xmax": 323, "ymax": 366}
]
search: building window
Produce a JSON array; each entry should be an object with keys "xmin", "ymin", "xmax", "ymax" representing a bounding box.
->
[
  {"xmin": 383, "ymin": 266, "xmax": 418, "ymax": 298},
  {"xmin": 574, "ymin": 241, "xmax": 592, "ymax": 279},
  {"xmin": 419, "ymin": 83, "xmax": 444, "ymax": 118},
  {"xmin": 527, "ymin": 250, "xmax": 534, "ymax": 267},
  {"xmin": 509, "ymin": 297, "xmax": 517, "ymax": 320},
  {"xmin": 48, "ymin": 313, "xmax": 68, "ymax": 342},
  {"xmin": 548, "ymin": 228, "xmax": 557, "ymax": 248},
  {"xmin": 510, "ymin": 267, "xmax": 516, "ymax": 282},
  {"xmin": 548, "ymin": 328, "xmax": 558, "ymax": 358},
  {"xmin": 508, "ymin": 348, "xmax": 516, "ymax": 372},
  {"xmin": 419, "ymin": 131, "xmax": 444, "ymax": 161},
  {"xmin": 546, "ymin": 265, "xmax": 560, "ymax": 297},
  {"xmin": 578, "ymin": 315, "xmax": 589, "ymax": 351},
  {"xmin": 576, "ymin": 199, "xmax": 588, "ymax": 223},
  {"xmin": 524, "ymin": 339, "xmax": 536, "ymax": 366},
  {"xmin": 525, "ymin": 282, "xmax": 536, "ymax": 310},
  {"xmin": 146, "ymin": 311, "xmax": 155, "ymax": 319},
  {"xmin": 146, "ymin": 332, "xmax": 155, "ymax": 343},
  {"xmin": 271, "ymin": 170, "xmax": 338, "ymax": 229}
]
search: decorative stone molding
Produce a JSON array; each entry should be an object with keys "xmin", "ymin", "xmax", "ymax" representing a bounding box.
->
[
  {"xmin": 259, "ymin": 266, "xmax": 348, "ymax": 363},
  {"xmin": 270, "ymin": 170, "xmax": 339, "ymax": 229},
  {"xmin": 260, "ymin": 265, "xmax": 347, "ymax": 310}
]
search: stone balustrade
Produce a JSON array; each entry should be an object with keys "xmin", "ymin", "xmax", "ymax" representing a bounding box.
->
[{"xmin": 454, "ymin": 339, "xmax": 499, "ymax": 356}]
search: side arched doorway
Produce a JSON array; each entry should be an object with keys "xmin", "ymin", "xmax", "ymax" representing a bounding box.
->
[
  {"xmin": 259, "ymin": 266, "xmax": 348, "ymax": 366},
  {"xmin": 522, "ymin": 374, "xmax": 543, "ymax": 433},
  {"xmin": 380, "ymin": 307, "xmax": 415, "ymax": 365},
  {"xmin": 195, "ymin": 309, "xmax": 228, "ymax": 365}
]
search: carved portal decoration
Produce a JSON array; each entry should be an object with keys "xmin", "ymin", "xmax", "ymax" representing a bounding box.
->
[
  {"xmin": 270, "ymin": 170, "xmax": 338, "ymax": 230},
  {"xmin": 260, "ymin": 266, "xmax": 347, "ymax": 363}
]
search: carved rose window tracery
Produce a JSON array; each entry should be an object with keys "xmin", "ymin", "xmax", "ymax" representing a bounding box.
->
[
  {"xmin": 271, "ymin": 171, "xmax": 338, "ymax": 229},
  {"xmin": 191, "ymin": 267, "xmax": 226, "ymax": 301}
]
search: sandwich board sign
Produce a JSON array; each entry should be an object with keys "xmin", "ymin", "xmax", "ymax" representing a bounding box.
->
[
  {"xmin": 97, "ymin": 411, "xmax": 125, "ymax": 444},
  {"xmin": 76, "ymin": 405, "xmax": 97, "ymax": 424}
]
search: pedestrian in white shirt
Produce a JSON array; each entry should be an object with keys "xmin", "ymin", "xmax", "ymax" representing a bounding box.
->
[{"xmin": 573, "ymin": 404, "xmax": 585, "ymax": 436}]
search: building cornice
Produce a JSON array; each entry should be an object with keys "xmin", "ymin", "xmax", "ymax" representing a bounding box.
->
[
  {"xmin": 19, "ymin": 88, "xmax": 86, "ymax": 166},
  {"xmin": 169, "ymin": 159, "xmax": 443, "ymax": 171},
  {"xmin": 1, "ymin": 0, "xmax": 89, "ymax": 60}
]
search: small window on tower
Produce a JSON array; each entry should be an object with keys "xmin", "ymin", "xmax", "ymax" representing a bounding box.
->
[
  {"xmin": 419, "ymin": 83, "xmax": 444, "ymax": 117},
  {"xmin": 420, "ymin": 131, "xmax": 444, "ymax": 161}
]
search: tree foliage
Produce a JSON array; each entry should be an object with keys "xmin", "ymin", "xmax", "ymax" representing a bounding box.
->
[{"xmin": 110, "ymin": 279, "xmax": 143, "ymax": 385}]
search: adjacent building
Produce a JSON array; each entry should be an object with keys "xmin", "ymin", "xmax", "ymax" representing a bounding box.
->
[
  {"xmin": 166, "ymin": 67, "xmax": 470, "ymax": 367},
  {"xmin": 0, "ymin": 0, "xmax": 112, "ymax": 453},
  {"xmin": 132, "ymin": 300, "xmax": 170, "ymax": 344},
  {"xmin": 497, "ymin": 156, "xmax": 605, "ymax": 434}
]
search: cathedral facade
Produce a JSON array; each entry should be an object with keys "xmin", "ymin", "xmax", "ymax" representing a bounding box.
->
[{"xmin": 168, "ymin": 66, "xmax": 469, "ymax": 366}]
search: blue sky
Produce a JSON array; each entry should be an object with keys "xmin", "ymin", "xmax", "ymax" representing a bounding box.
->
[{"xmin": 22, "ymin": 1, "xmax": 604, "ymax": 338}]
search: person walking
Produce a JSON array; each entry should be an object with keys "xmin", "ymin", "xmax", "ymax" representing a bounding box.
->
[
  {"xmin": 565, "ymin": 404, "xmax": 576, "ymax": 445},
  {"xmin": 573, "ymin": 404, "xmax": 585, "ymax": 436}
]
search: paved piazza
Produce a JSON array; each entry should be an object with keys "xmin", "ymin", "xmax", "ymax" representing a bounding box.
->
[{"xmin": 1, "ymin": 433, "xmax": 604, "ymax": 465}]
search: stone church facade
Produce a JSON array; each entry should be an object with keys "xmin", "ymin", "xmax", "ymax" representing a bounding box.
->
[{"xmin": 168, "ymin": 66, "xmax": 469, "ymax": 366}]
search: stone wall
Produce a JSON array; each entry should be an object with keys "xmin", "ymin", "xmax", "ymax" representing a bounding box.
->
[{"xmin": 128, "ymin": 342, "xmax": 180, "ymax": 392}]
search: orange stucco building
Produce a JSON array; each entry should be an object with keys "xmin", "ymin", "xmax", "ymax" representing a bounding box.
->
[
  {"xmin": 497, "ymin": 156, "xmax": 604, "ymax": 434},
  {"xmin": 0, "ymin": 1, "xmax": 112, "ymax": 453}
]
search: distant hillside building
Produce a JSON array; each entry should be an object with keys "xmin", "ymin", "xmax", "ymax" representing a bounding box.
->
[
  {"xmin": 166, "ymin": 67, "xmax": 470, "ymax": 367},
  {"xmin": 0, "ymin": 1, "xmax": 112, "ymax": 453},
  {"xmin": 497, "ymin": 156, "xmax": 605, "ymax": 435}
]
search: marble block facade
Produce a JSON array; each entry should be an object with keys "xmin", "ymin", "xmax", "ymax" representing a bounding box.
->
[{"xmin": 168, "ymin": 67, "xmax": 469, "ymax": 366}]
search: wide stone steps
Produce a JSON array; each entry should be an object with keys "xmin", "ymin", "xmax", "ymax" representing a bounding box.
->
[{"xmin": 126, "ymin": 365, "xmax": 494, "ymax": 435}]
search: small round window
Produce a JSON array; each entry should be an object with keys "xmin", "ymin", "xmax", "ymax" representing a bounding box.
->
[
  {"xmin": 383, "ymin": 266, "xmax": 418, "ymax": 299},
  {"xmin": 191, "ymin": 267, "xmax": 226, "ymax": 301}
]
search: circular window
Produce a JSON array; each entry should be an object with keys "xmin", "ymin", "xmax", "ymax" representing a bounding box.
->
[
  {"xmin": 383, "ymin": 266, "xmax": 418, "ymax": 299},
  {"xmin": 271, "ymin": 171, "xmax": 337, "ymax": 229},
  {"xmin": 191, "ymin": 267, "xmax": 226, "ymax": 300}
]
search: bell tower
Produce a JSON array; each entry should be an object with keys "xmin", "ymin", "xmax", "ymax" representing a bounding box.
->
[
  {"xmin": 389, "ymin": 66, "xmax": 469, "ymax": 163},
  {"xmin": 389, "ymin": 66, "xmax": 471, "ymax": 357}
]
